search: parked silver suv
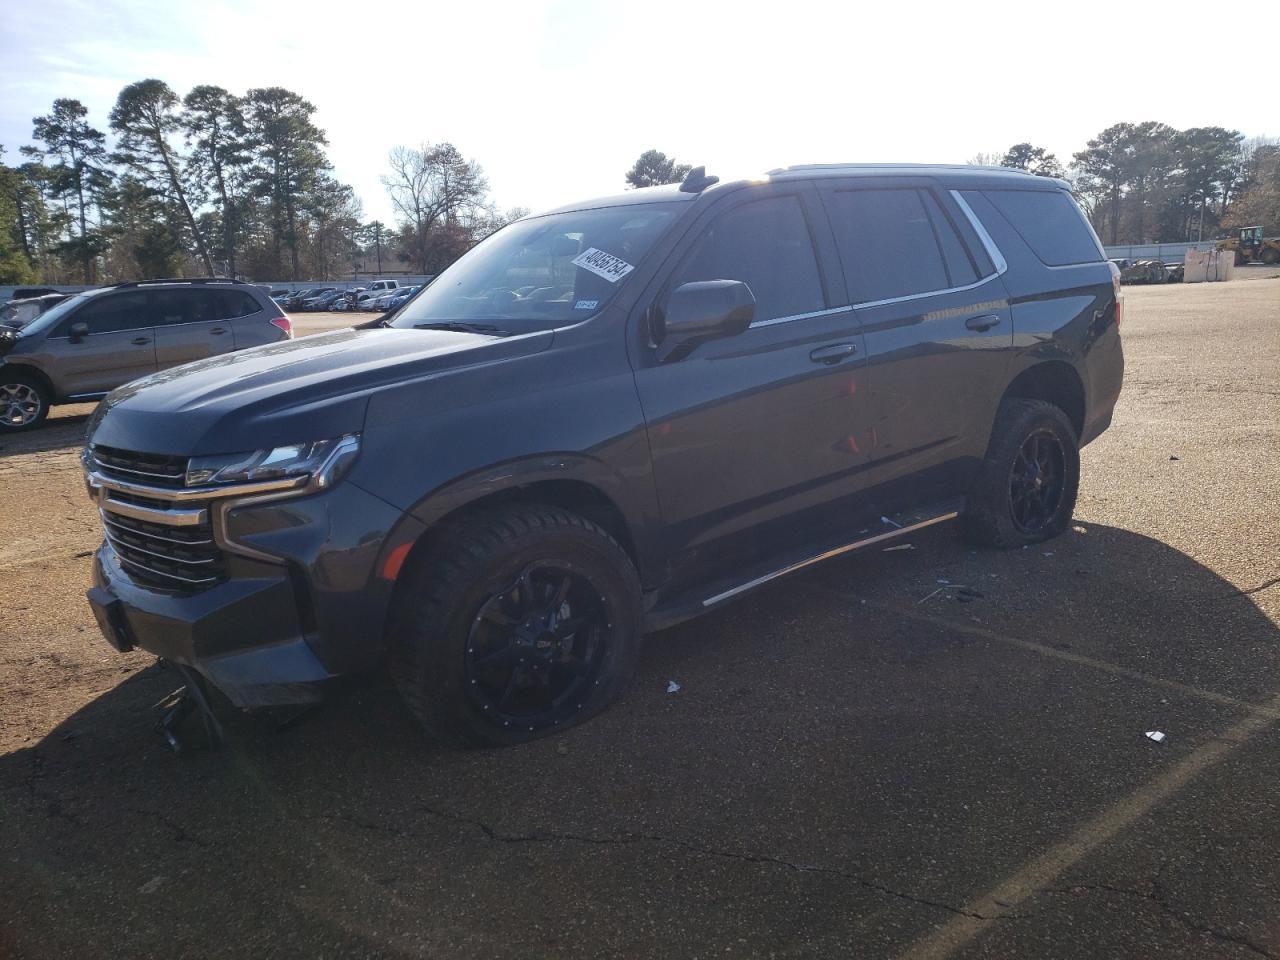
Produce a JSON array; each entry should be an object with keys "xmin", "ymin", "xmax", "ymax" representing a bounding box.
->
[{"xmin": 0, "ymin": 278, "xmax": 292, "ymax": 432}]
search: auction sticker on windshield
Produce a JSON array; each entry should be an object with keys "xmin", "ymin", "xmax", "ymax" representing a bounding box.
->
[{"xmin": 571, "ymin": 248, "xmax": 635, "ymax": 283}]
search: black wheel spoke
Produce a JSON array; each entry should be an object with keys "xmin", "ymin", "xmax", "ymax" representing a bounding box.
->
[
  {"xmin": 473, "ymin": 643, "xmax": 517, "ymax": 670},
  {"xmin": 464, "ymin": 560, "xmax": 611, "ymax": 730},
  {"xmin": 547, "ymin": 573, "xmax": 573, "ymax": 612}
]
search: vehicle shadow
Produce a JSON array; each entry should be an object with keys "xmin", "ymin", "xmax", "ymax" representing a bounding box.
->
[
  {"xmin": 0, "ymin": 409, "xmax": 94, "ymax": 458},
  {"xmin": 3, "ymin": 521, "xmax": 1278, "ymax": 958}
]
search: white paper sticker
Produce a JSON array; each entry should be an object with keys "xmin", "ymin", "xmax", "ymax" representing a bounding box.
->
[
  {"xmin": 573, "ymin": 299, "xmax": 599, "ymax": 310},
  {"xmin": 572, "ymin": 247, "xmax": 634, "ymax": 284}
]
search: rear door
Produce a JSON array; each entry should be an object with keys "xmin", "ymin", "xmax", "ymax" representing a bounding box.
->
[
  {"xmin": 630, "ymin": 184, "xmax": 873, "ymax": 580},
  {"xmin": 816, "ymin": 181, "xmax": 1013, "ymax": 508},
  {"xmin": 46, "ymin": 291, "xmax": 157, "ymax": 397},
  {"xmin": 152, "ymin": 288, "xmax": 241, "ymax": 367}
]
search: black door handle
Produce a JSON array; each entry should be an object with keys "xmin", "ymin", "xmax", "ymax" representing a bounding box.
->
[
  {"xmin": 965, "ymin": 314, "xmax": 1002, "ymax": 332},
  {"xmin": 210, "ymin": 327, "xmax": 227, "ymax": 335},
  {"xmin": 810, "ymin": 343, "xmax": 858, "ymax": 364},
  {"xmin": 131, "ymin": 337, "xmax": 151, "ymax": 346}
]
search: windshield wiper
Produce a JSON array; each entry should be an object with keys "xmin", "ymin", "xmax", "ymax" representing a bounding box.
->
[{"xmin": 412, "ymin": 321, "xmax": 512, "ymax": 337}]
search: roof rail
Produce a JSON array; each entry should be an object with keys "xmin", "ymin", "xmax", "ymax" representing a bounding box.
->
[
  {"xmin": 110, "ymin": 277, "xmax": 248, "ymax": 289},
  {"xmin": 766, "ymin": 162, "xmax": 1035, "ymax": 176},
  {"xmin": 680, "ymin": 165, "xmax": 720, "ymax": 193}
]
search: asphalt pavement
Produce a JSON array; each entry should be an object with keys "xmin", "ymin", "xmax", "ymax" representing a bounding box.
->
[{"xmin": 1, "ymin": 270, "xmax": 1278, "ymax": 959}]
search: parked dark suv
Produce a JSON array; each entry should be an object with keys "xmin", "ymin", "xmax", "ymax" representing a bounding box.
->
[
  {"xmin": 1, "ymin": 278, "xmax": 292, "ymax": 432},
  {"xmin": 82, "ymin": 164, "xmax": 1123, "ymax": 747}
]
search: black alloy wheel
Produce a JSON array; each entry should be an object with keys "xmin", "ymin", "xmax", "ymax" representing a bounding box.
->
[
  {"xmin": 1008, "ymin": 429, "xmax": 1067, "ymax": 534},
  {"xmin": 464, "ymin": 561, "xmax": 610, "ymax": 731}
]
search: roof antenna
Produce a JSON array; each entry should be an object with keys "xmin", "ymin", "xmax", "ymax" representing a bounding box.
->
[{"xmin": 679, "ymin": 165, "xmax": 719, "ymax": 193}]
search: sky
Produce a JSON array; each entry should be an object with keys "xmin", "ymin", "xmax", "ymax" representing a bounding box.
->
[{"xmin": 3, "ymin": 0, "xmax": 1277, "ymax": 225}]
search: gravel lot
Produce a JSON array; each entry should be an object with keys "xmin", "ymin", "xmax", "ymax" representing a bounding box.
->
[{"xmin": 2, "ymin": 269, "xmax": 1278, "ymax": 959}]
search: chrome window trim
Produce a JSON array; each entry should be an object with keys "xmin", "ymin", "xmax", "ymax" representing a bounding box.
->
[
  {"xmin": 849, "ymin": 270, "xmax": 1003, "ymax": 311},
  {"xmin": 747, "ymin": 191, "xmax": 1012, "ymax": 327},
  {"xmin": 950, "ymin": 190, "xmax": 1008, "ymax": 274},
  {"xmin": 749, "ymin": 306, "xmax": 851, "ymax": 329}
]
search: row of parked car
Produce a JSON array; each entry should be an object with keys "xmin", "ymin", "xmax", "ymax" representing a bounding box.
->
[{"xmin": 269, "ymin": 280, "xmax": 428, "ymax": 313}]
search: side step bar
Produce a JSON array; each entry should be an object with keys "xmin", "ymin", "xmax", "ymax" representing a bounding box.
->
[{"xmin": 702, "ymin": 510, "xmax": 959, "ymax": 608}]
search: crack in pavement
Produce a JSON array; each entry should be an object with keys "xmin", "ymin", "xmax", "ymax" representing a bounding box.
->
[
  {"xmin": 1037, "ymin": 879, "xmax": 1276, "ymax": 959},
  {"xmin": 325, "ymin": 807, "xmax": 1007, "ymax": 922}
]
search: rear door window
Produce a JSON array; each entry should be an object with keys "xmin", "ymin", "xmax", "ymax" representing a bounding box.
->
[
  {"xmin": 151, "ymin": 289, "xmax": 219, "ymax": 326},
  {"xmin": 826, "ymin": 189, "xmax": 950, "ymax": 303},
  {"xmin": 975, "ymin": 188, "xmax": 1104, "ymax": 266},
  {"xmin": 673, "ymin": 194, "xmax": 825, "ymax": 324},
  {"xmin": 918, "ymin": 190, "xmax": 980, "ymax": 287}
]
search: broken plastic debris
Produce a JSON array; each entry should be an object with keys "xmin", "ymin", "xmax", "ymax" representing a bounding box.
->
[
  {"xmin": 880, "ymin": 516, "xmax": 902, "ymax": 528},
  {"xmin": 666, "ymin": 681, "xmax": 681, "ymax": 694},
  {"xmin": 1145, "ymin": 731, "xmax": 1166, "ymax": 743},
  {"xmin": 882, "ymin": 543, "xmax": 914, "ymax": 553}
]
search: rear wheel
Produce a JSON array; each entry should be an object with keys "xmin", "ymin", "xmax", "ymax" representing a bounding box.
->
[
  {"xmin": 0, "ymin": 371, "xmax": 50, "ymax": 432},
  {"xmin": 961, "ymin": 398, "xmax": 1080, "ymax": 548},
  {"xmin": 389, "ymin": 504, "xmax": 642, "ymax": 747}
]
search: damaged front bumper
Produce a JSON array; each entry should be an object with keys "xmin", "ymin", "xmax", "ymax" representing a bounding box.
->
[{"xmin": 89, "ymin": 543, "xmax": 333, "ymax": 706}]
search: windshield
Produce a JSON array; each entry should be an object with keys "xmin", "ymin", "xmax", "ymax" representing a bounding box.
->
[
  {"xmin": 390, "ymin": 202, "xmax": 682, "ymax": 334},
  {"xmin": 21, "ymin": 293, "xmax": 91, "ymax": 336}
]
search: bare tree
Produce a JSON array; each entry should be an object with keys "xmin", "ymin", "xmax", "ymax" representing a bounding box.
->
[{"xmin": 382, "ymin": 143, "xmax": 488, "ymax": 273}]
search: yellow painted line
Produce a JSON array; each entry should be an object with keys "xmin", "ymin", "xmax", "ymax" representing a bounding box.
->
[
  {"xmin": 802, "ymin": 582, "xmax": 1280, "ymax": 721},
  {"xmin": 894, "ymin": 697, "xmax": 1280, "ymax": 960},
  {"xmin": 797, "ymin": 581, "xmax": 1280, "ymax": 958}
]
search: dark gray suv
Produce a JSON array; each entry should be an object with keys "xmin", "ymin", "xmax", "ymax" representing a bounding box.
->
[
  {"xmin": 0, "ymin": 278, "xmax": 292, "ymax": 432},
  {"xmin": 82, "ymin": 165, "xmax": 1123, "ymax": 748}
]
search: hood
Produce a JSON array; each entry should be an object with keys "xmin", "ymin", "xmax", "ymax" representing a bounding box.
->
[{"xmin": 88, "ymin": 326, "xmax": 553, "ymax": 456}]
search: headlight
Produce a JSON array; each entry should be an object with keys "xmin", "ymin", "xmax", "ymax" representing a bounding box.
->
[{"xmin": 185, "ymin": 434, "xmax": 361, "ymax": 489}]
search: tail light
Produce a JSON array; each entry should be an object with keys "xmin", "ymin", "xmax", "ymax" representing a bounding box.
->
[
  {"xmin": 1108, "ymin": 262, "xmax": 1123, "ymax": 331},
  {"xmin": 269, "ymin": 315, "xmax": 293, "ymax": 338}
]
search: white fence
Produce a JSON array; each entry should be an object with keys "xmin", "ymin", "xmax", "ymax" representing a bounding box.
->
[{"xmin": 1102, "ymin": 241, "xmax": 1218, "ymax": 262}]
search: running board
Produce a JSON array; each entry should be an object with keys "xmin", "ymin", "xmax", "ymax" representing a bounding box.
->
[{"xmin": 701, "ymin": 510, "xmax": 959, "ymax": 608}]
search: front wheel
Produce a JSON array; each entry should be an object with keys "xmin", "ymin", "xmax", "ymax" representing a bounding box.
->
[
  {"xmin": 389, "ymin": 504, "xmax": 642, "ymax": 748},
  {"xmin": 0, "ymin": 371, "xmax": 50, "ymax": 432},
  {"xmin": 961, "ymin": 398, "xmax": 1080, "ymax": 549}
]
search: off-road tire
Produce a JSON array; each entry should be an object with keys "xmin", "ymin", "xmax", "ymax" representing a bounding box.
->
[
  {"xmin": 0, "ymin": 370, "xmax": 50, "ymax": 432},
  {"xmin": 388, "ymin": 503, "xmax": 642, "ymax": 748},
  {"xmin": 960, "ymin": 398, "xmax": 1080, "ymax": 549}
]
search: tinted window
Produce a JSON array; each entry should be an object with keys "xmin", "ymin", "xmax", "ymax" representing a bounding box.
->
[
  {"xmin": 217, "ymin": 290, "xmax": 262, "ymax": 319},
  {"xmin": 56, "ymin": 291, "xmax": 150, "ymax": 335},
  {"xmin": 828, "ymin": 189, "xmax": 948, "ymax": 303},
  {"xmin": 919, "ymin": 190, "xmax": 979, "ymax": 287},
  {"xmin": 673, "ymin": 195, "xmax": 824, "ymax": 323},
  {"xmin": 977, "ymin": 188, "xmax": 1103, "ymax": 266},
  {"xmin": 151, "ymin": 289, "xmax": 220, "ymax": 326}
]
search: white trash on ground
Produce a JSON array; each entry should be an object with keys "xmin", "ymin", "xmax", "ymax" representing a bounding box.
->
[
  {"xmin": 1145, "ymin": 730, "xmax": 1166, "ymax": 743},
  {"xmin": 666, "ymin": 681, "xmax": 681, "ymax": 694}
]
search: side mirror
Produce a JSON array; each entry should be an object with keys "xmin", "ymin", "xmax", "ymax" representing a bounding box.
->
[
  {"xmin": 655, "ymin": 280, "xmax": 755, "ymax": 362},
  {"xmin": 69, "ymin": 321, "xmax": 90, "ymax": 343}
]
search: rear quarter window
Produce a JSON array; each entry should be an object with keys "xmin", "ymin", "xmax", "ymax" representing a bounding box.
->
[{"xmin": 975, "ymin": 189, "xmax": 1104, "ymax": 267}]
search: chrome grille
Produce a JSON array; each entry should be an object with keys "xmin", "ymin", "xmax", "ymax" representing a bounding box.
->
[
  {"xmin": 100, "ymin": 504, "xmax": 226, "ymax": 590},
  {"xmin": 92, "ymin": 444, "xmax": 189, "ymax": 489},
  {"xmin": 91, "ymin": 444, "xmax": 226, "ymax": 592}
]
